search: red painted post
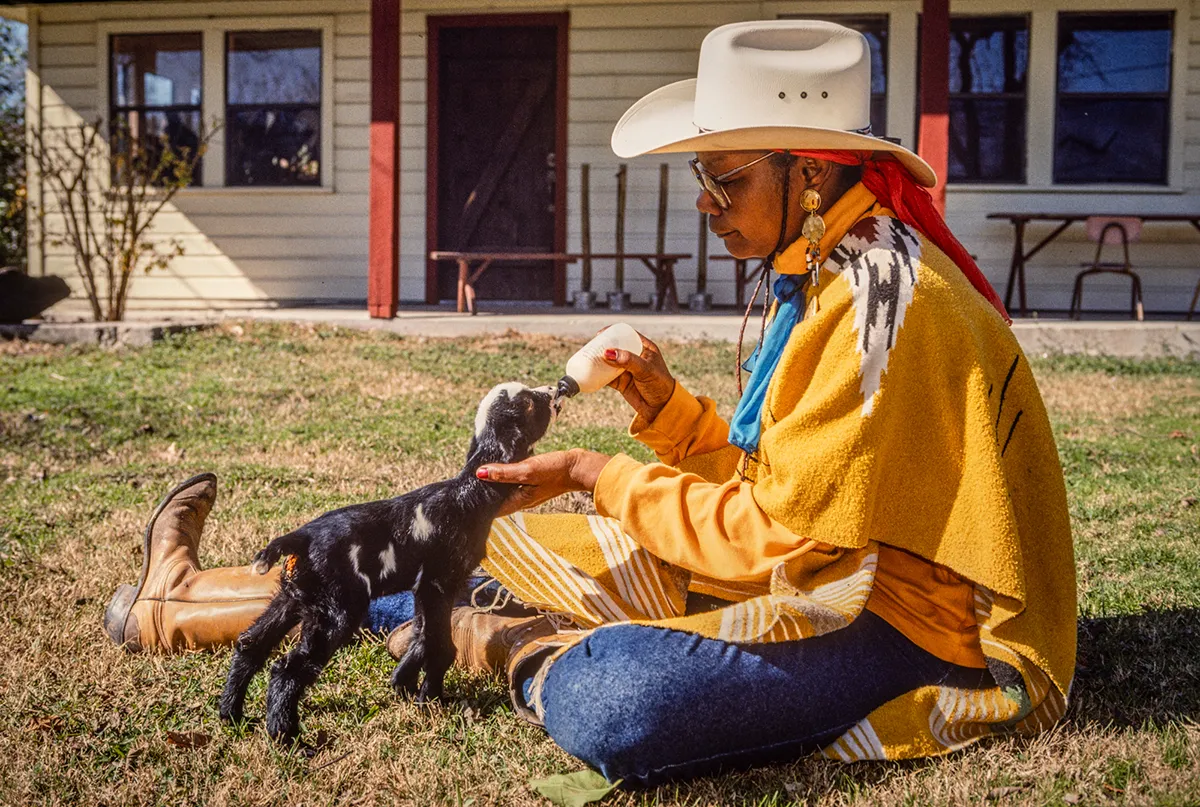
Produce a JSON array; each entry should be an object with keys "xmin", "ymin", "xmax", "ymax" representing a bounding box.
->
[
  {"xmin": 369, "ymin": 0, "xmax": 401, "ymax": 318},
  {"xmin": 918, "ymin": 0, "xmax": 950, "ymax": 216}
]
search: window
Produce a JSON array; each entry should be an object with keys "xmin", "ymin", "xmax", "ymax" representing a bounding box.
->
[
  {"xmin": 225, "ymin": 30, "xmax": 322, "ymax": 187},
  {"xmin": 783, "ymin": 14, "xmax": 888, "ymax": 137},
  {"xmin": 1054, "ymin": 12, "xmax": 1173, "ymax": 185},
  {"xmin": 948, "ymin": 16, "xmax": 1028, "ymax": 183},
  {"xmin": 109, "ymin": 32, "xmax": 203, "ymax": 185}
]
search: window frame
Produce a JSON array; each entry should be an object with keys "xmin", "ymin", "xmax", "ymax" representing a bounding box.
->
[
  {"xmin": 224, "ymin": 28, "xmax": 326, "ymax": 188},
  {"xmin": 98, "ymin": 15, "xmax": 335, "ymax": 193},
  {"xmin": 944, "ymin": 13, "xmax": 1031, "ymax": 185},
  {"xmin": 772, "ymin": 0, "xmax": 1188, "ymax": 194},
  {"xmin": 108, "ymin": 31, "xmax": 206, "ymax": 187}
]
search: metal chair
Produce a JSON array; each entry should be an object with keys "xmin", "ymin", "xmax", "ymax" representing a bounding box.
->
[{"xmin": 1070, "ymin": 217, "xmax": 1144, "ymax": 321}]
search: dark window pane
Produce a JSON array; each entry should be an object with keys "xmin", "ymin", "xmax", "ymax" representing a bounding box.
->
[
  {"xmin": 1055, "ymin": 12, "xmax": 1172, "ymax": 185},
  {"xmin": 939, "ymin": 15, "xmax": 1028, "ymax": 183},
  {"xmin": 226, "ymin": 29, "xmax": 322, "ymax": 186},
  {"xmin": 1058, "ymin": 13, "xmax": 1172, "ymax": 94},
  {"xmin": 226, "ymin": 107, "xmax": 321, "ymax": 186},
  {"xmin": 111, "ymin": 33, "xmax": 202, "ymax": 108},
  {"xmin": 948, "ymin": 99, "xmax": 1025, "ymax": 183},
  {"xmin": 110, "ymin": 110, "xmax": 203, "ymax": 186},
  {"xmin": 949, "ymin": 18, "xmax": 1027, "ymax": 94},
  {"xmin": 227, "ymin": 30, "xmax": 322, "ymax": 105},
  {"xmin": 110, "ymin": 33, "xmax": 203, "ymax": 187},
  {"xmin": 1054, "ymin": 98, "xmax": 1168, "ymax": 184}
]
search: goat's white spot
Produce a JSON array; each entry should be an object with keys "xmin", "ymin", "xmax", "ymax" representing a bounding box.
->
[
  {"xmin": 412, "ymin": 565, "xmax": 424, "ymax": 591},
  {"xmin": 474, "ymin": 381, "xmax": 530, "ymax": 437},
  {"xmin": 378, "ymin": 544, "xmax": 397, "ymax": 577},
  {"xmin": 349, "ymin": 544, "xmax": 372, "ymax": 595},
  {"xmin": 412, "ymin": 503, "xmax": 434, "ymax": 540}
]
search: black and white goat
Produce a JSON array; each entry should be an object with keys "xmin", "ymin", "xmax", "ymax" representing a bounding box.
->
[{"xmin": 218, "ymin": 382, "xmax": 558, "ymax": 745}]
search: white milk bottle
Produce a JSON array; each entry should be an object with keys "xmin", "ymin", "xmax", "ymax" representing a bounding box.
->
[{"xmin": 555, "ymin": 323, "xmax": 644, "ymax": 398}]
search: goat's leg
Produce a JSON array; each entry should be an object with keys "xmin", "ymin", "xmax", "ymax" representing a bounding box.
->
[
  {"xmin": 264, "ymin": 604, "xmax": 357, "ymax": 745},
  {"xmin": 390, "ymin": 599, "xmax": 426, "ymax": 697},
  {"xmin": 220, "ymin": 596, "xmax": 301, "ymax": 724},
  {"xmin": 415, "ymin": 588, "xmax": 456, "ymax": 704}
]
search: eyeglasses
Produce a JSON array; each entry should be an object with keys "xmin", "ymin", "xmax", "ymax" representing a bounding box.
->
[{"xmin": 688, "ymin": 152, "xmax": 774, "ymax": 210}]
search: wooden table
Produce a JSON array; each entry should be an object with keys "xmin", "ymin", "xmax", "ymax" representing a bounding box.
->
[
  {"xmin": 430, "ymin": 251, "xmax": 576, "ymax": 314},
  {"xmin": 430, "ymin": 250, "xmax": 690, "ymax": 314},
  {"xmin": 710, "ymin": 254, "xmax": 763, "ymax": 309},
  {"xmin": 582, "ymin": 252, "xmax": 690, "ymax": 312},
  {"xmin": 987, "ymin": 213, "xmax": 1200, "ymax": 317}
]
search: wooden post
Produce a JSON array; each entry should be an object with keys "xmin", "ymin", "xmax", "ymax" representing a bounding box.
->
[
  {"xmin": 696, "ymin": 212, "xmax": 709, "ymax": 295},
  {"xmin": 614, "ymin": 164, "xmax": 627, "ymax": 291},
  {"xmin": 580, "ymin": 163, "xmax": 592, "ymax": 292},
  {"xmin": 368, "ymin": 0, "xmax": 401, "ymax": 318},
  {"xmin": 655, "ymin": 163, "xmax": 669, "ymax": 257},
  {"xmin": 918, "ymin": 0, "xmax": 950, "ymax": 216}
]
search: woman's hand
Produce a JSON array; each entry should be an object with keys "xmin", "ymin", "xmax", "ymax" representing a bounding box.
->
[
  {"xmin": 477, "ymin": 449, "xmax": 612, "ymax": 517},
  {"xmin": 604, "ymin": 334, "xmax": 676, "ymax": 423}
]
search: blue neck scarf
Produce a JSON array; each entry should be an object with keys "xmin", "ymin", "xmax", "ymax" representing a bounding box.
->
[{"xmin": 728, "ymin": 272, "xmax": 808, "ymax": 454}]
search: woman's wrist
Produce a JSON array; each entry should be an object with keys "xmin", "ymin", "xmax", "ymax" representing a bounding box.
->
[{"xmin": 567, "ymin": 448, "xmax": 611, "ymax": 493}]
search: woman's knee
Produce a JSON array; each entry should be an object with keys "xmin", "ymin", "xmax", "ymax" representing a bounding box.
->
[{"xmin": 539, "ymin": 627, "xmax": 683, "ymax": 776}]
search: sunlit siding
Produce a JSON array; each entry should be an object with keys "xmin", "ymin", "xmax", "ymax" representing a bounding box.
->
[
  {"xmin": 26, "ymin": 0, "xmax": 1200, "ymax": 313},
  {"xmin": 32, "ymin": 0, "xmax": 371, "ymax": 310}
]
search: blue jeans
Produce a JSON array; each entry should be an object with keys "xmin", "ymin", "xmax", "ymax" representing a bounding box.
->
[{"xmin": 536, "ymin": 610, "xmax": 993, "ymax": 786}]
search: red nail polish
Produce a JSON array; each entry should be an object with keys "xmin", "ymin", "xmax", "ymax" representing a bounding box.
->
[
  {"xmin": 476, "ymin": 468, "xmax": 489, "ymax": 479},
  {"xmin": 603, "ymin": 348, "xmax": 618, "ymax": 360}
]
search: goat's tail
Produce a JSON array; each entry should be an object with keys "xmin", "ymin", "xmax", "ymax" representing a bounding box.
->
[{"xmin": 250, "ymin": 530, "xmax": 310, "ymax": 575}]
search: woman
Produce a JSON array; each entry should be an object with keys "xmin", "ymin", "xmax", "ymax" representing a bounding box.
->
[{"xmin": 105, "ymin": 20, "xmax": 1075, "ymax": 787}]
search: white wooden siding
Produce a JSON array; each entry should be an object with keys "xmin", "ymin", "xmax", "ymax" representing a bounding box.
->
[{"xmin": 26, "ymin": 0, "xmax": 1200, "ymax": 313}]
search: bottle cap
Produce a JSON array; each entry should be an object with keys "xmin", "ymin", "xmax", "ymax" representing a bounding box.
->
[{"xmin": 556, "ymin": 376, "xmax": 581, "ymax": 399}]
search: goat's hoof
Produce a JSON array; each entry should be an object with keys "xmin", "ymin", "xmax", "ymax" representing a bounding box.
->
[
  {"xmin": 218, "ymin": 707, "xmax": 241, "ymax": 724},
  {"xmin": 413, "ymin": 687, "xmax": 443, "ymax": 706},
  {"xmin": 391, "ymin": 670, "xmax": 419, "ymax": 697}
]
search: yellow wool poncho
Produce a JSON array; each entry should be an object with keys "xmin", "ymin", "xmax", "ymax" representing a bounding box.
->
[{"xmin": 480, "ymin": 183, "xmax": 1076, "ymax": 761}]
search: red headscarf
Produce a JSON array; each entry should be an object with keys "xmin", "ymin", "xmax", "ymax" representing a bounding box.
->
[{"xmin": 786, "ymin": 150, "xmax": 1011, "ymax": 325}]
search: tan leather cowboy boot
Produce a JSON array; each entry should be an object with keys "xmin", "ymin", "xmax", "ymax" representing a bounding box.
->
[
  {"xmin": 104, "ymin": 472, "xmax": 279, "ymax": 653},
  {"xmin": 386, "ymin": 607, "xmax": 558, "ymax": 674}
]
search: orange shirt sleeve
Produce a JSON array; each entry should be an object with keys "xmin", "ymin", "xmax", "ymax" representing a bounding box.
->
[
  {"xmin": 593, "ymin": 453, "xmax": 821, "ymax": 582},
  {"xmin": 628, "ymin": 381, "xmax": 742, "ymax": 483}
]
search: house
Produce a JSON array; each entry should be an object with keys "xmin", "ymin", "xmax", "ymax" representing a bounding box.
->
[{"xmin": 2, "ymin": 0, "xmax": 1197, "ymax": 317}]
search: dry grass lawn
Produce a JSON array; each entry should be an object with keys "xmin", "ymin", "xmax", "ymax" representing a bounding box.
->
[{"xmin": 0, "ymin": 322, "xmax": 1198, "ymax": 806}]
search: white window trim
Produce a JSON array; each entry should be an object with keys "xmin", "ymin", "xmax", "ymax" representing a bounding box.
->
[
  {"xmin": 96, "ymin": 15, "xmax": 335, "ymax": 192},
  {"xmin": 771, "ymin": 0, "xmax": 1188, "ymax": 194}
]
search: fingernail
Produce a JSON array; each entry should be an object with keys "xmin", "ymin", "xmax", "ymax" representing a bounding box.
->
[
  {"xmin": 476, "ymin": 468, "xmax": 489, "ymax": 479},
  {"xmin": 603, "ymin": 349, "xmax": 618, "ymax": 360}
]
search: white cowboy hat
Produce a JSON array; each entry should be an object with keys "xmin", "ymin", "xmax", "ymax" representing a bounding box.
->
[{"xmin": 610, "ymin": 20, "xmax": 937, "ymax": 187}]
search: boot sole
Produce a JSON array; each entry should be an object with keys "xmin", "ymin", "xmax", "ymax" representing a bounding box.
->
[{"xmin": 103, "ymin": 471, "xmax": 218, "ymax": 649}]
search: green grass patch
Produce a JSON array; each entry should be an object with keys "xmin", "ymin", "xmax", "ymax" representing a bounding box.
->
[{"xmin": 0, "ymin": 323, "xmax": 1197, "ymax": 806}]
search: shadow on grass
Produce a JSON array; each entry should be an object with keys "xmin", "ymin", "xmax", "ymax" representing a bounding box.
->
[{"xmin": 1070, "ymin": 608, "xmax": 1200, "ymax": 727}]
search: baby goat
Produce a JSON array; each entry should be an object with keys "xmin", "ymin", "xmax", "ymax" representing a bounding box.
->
[{"xmin": 219, "ymin": 382, "xmax": 558, "ymax": 745}]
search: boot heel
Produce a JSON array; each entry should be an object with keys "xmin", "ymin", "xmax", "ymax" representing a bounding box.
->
[{"xmin": 104, "ymin": 584, "xmax": 139, "ymax": 648}]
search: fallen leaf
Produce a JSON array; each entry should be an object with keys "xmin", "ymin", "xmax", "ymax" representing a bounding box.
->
[
  {"xmin": 530, "ymin": 770, "xmax": 620, "ymax": 806},
  {"xmin": 1168, "ymin": 430, "xmax": 1188, "ymax": 439},
  {"xmin": 26, "ymin": 715, "xmax": 65, "ymax": 733},
  {"xmin": 165, "ymin": 730, "xmax": 210, "ymax": 749},
  {"xmin": 1182, "ymin": 496, "xmax": 1197, "ymax": 508},
  {"xmin": 1063, "ymin": 794, "xmax": 1082, "ymax": 804},
  {"xmin": 986, "ymin": 784, "xmax": 1032, "ymax": 800}
]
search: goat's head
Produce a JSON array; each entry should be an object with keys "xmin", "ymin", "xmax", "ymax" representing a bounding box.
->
[{"xmin": 468, "ymin": 382, "xmax": 556, "ymax": 466}]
